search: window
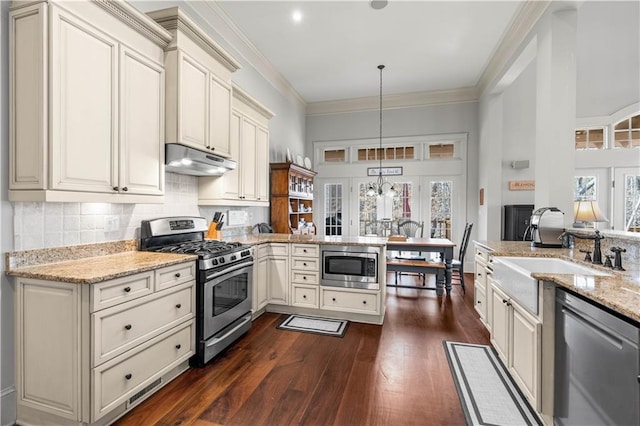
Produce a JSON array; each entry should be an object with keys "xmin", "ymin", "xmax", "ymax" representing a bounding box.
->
[
  {"xmin": 323, "ymin": 149, "xmax": 346, "ymax": 162},
  {"xmin": 624, "ymin": 175, "xmax": 640, "ymax": 232},
  {"xmin": 613, "ymin": 113, "xmax": 640, "ymax": 148},
  {"xmin": 357, "ymin": 146, "xmax": 415, "ymax": 161},
  {"xmin": 575, "ymin": 129, "xmax": 604, "ymax": 150},
  {"xmin": 430, "ymin": 181, "xmax": 452, "ymax": 239},
  {"xmin": 574, "ymin": 176, "xmax": 596, "ymax": 200},
  {"xmin": 428, "ymin": 143, "xmax": 455, "ymax": 158},
  {"xmin": 357, "ymin": 181, "xmax": 414, "ymax": 236},
  {"xmin": 324, "ymin": 183, "xmax": 343, "ymax": 235}
]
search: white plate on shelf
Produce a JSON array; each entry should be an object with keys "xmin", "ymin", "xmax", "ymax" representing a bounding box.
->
[
  {"xmin": 296, "ymin": 155, "xmax": 304, "ymax": 166},
  {"xmin": 304, "ymin": 157, "xmax": 311, "ymax": 169},
  {"xmin": 286, "ymin": 148, "xmax": 292, "ymax": 163}
]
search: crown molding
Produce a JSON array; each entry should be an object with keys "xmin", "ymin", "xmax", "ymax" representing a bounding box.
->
[
  {"xmin": 306, "ymin": 87, "xmax": 479, "ymax": 116},
  {"xmin": 196, "ymin": 1, "xmax": 306, "ymax": 110},
  {"xmin": 233, "ymin": 84, "xmax": 276, "ymax": 119},
  {"xmin": 477, "ymin": 0, "xmax": 551, "ymax": 96},
  {"xmin": 92, "ymin": 1, "xmax": 173, "ymax": 47}
]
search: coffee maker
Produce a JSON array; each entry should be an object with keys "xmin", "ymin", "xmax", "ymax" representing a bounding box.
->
[{"xmin": 528, "ymin": 207, "xmax": 564, "ymax": 248}]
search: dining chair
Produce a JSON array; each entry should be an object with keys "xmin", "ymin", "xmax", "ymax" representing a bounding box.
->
[
  {"xmin": 395, "ymin": 220, "xmax": 426, "ymax": 284},
  {"xmin": 451, "ymin": 222, "xmax": 473, "ymax": 293},
  {"xmin": 364, "ymin": 220, "xmax": 380, "ymax": 236}
]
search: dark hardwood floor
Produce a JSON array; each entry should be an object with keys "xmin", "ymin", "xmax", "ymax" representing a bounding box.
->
[{"xmin": 116, "ymin": 273, "xmax": 489, "ymax": 426}]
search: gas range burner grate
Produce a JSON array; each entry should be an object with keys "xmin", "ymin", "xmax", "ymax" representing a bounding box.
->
[{"xmin": 153, "ymin": 240, "xmax": 245, "ymax": 257}]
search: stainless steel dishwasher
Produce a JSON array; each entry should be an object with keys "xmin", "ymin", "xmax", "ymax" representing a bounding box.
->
[{"xmin": 555, "ymin": 289, "xmax": 640, "ymax": 426}]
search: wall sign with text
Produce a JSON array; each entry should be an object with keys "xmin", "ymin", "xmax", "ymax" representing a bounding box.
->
[
  {"xmin": 367, "ymin": 167, "xmax": 403, "ymax": 176},
  {"xmin": 508, "ymin": 180, "xmax": 535, "ymax": 190}
]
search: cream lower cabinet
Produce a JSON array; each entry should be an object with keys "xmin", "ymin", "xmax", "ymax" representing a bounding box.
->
[
  {"xmin": 290, "ymin": 244, "xmax": 320, "ymax": 309},
  {"xmin": 9, "ymin": 1, "xmax": 169, "ymax": 203},
  {"xmin": 489, "ymin": 281, "xmax": 541, "ymax": 409},
  {"xmin": 15, "ymin": 261, "xmax": 196, "ymax": 425},
  {"xmin": 473, "ymin": 244, "xmax": 492, "ymax": 328},
  {"xmin": 198, "ymin": 85, "xmax": 274, "ymax": 206},
  {"xmin": 254, "ymin": 243, "xmax": 289, "ymax": 309}
]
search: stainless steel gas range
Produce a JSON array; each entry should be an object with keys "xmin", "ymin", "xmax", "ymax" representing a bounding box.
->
[{"xmin": 140, "ymin": 217, "xmax": 253, "ymax": 367}]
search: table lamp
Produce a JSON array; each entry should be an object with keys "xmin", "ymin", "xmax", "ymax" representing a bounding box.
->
[{"xmin": 573, "ymin": 200, "xmax": 608, "ymax": 228}]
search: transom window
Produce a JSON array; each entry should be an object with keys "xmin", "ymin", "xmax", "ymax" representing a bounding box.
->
[
  {"xmin": 575, "ymin": 129, "xmax": 604, "ymax": 150},
  {"xmin": 428, "ymin": 143, "xmax": 455, "ymax": 158},
  {"xmin": 613, "ymin": 113, "xmax": 640, "ymax": 148},
  {"xmin": 357, "ymin": 146, "xmax": 414, "ymax": 161},
  {"xmin": 323, "ymin": 149, "xmax": 346, "ymax": 162}
]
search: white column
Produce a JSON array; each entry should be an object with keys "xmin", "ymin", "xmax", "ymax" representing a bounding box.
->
[{"xmin": 534, "ymin": 9, "xmax": 578, "ymax": 226}]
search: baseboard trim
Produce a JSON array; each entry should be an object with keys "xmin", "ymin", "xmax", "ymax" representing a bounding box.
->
[{"xmin": 1, "ymin": 385, "xmax": 17, "ymax": 426}]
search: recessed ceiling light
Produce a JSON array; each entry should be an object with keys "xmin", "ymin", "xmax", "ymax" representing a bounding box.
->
[
  {"xmin": 370, "ymin": 0, "xmax": 388, "ymax": 10},
  {"xmin": 292, "ymin": 10, "xmax": 303, "ymax": 23}
]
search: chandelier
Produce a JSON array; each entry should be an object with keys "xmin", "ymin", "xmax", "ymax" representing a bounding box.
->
[{"xmin": 366, "ymin": 65, "xmax": 398, "ymax": 197}]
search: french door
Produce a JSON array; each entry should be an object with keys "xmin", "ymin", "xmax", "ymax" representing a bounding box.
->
[
  {"xmin": 613, "ymin": 167, "xmax": 640, "ymax": 231},
  {"xmin": 422, "ymin": 175, "xmax": 465, "ymax": 248}
]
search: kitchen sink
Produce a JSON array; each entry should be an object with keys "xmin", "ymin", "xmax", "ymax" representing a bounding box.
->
[{"xmin": 491, "ymin": 257, "xmax": 612, "ymax": 314}]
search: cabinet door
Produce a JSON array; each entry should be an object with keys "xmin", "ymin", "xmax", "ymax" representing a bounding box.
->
[
  {"xmin": 254, "ymin": 255, "xmax": 269, "ymax": 311},
  {"xmin": 267, "ymin": 255, "xmax": 289, "ymax": 305},
  {"xmin": 241, "ymin": 119, "xmax": 258, "ymax": 200},
  {"xmin": 119, "ymin": 46, "xmax": 164, "ymax": 195},
  {"xmin": 490, "ymin": 284, "xmax": 510, "ymax": 363},
  {"xmin": 50, "ymin": 5, "xmax": 118, "ymax": 192},
  {"xmin": 179, "ymin": 52, "xmax": 208, "ymax": 150},
  {"xmin": 209, "ymin": 75, "xmax": 231, "ymax": 157},
  {"xmin": 223, "ymin": 111, "xmax": 242, "ymax": 199},
  {"xmin": 256, "ymin": 126, "xmax": 269, "ymax": 202},
  {"xmin": 510, "ymin": 302, "xmax": 540, "ymax": 405}
]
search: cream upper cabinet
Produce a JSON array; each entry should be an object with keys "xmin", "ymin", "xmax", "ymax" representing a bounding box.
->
[
  {"xmin": 9, "ymin": 0, "xmax": 170, "ymax": 203},
  {"xmin": 198, "ymin": 85, "xmax": 275, "ymax": 206},
  {"xmin": 148, "ymin": 7, "xmax": 239, "ymax": 158}
]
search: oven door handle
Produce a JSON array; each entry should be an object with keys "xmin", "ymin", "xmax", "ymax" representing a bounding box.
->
[
  {"xmin": 206, "ymin": 313, "xmax": 252, "ymax": 347},
  {"xmin": 205, "ymin": 260, "xmax": 254, "ymax": 281}
]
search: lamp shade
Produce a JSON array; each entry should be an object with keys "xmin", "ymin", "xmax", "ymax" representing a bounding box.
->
[{"xmin": 573, "ymin": 200, "xmax": 608, "ymax": 224}]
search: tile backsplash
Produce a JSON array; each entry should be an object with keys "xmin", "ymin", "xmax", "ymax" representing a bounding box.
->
[{"xmin": 12, "ymin": 173, "xmax": 269, "ymax": 250}]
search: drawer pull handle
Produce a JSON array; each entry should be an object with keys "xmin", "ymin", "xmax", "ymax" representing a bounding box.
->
[
  {"xmin": 303, "ymin": 276, "xmax": 307, "ymax": 280},
  {"xmin": 175, "ymin": 272, "xmax": 181, "ymax": 278},
  {"xmin": 113, "ymin": 186, "xmax": 119, "ymax": 191},
  {"xmin": 477, "ymin": 300, "xmax": 482, "ymax": 304},
  {"xmin": 362, "ymin": 300, "xmax": 367, "ymax": 305},
  {"xmin": 176, "ymin": 303, "xmax": 182, "ymax": 309},
  {"xmin": 332, "ymin": 297, "xmax": 336, "ymax": 302},
  {"xmin": 125, "ymin": 373, "xmax": 132, "ymax": 380},
  {"xmin": 303, "ymin": 262, "xmax": 307, "ymax": 266},
  {"xmin": 124, "ymin": 324, "xmax": 132, "ymax": 330},
  {"xmin": 175, "ymin": 344, "xmax": 181, "ymax": 350},
  {"xmin": 303, "ymin": 295, "xmax": 307, "ymax": 299},
  {"xmin": 123, "ymin": 286, "xmax": 131, "ymax": 293}
]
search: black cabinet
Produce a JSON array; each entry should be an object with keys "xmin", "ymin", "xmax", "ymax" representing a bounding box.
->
[{"xmin": 503, "ymin": 204, "xmax": 534, "ymax": 241}]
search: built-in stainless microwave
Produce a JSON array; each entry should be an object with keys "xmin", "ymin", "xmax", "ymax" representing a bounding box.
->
[{"xmin": 321, "ymin": 245, "xmax": 379, "ymax": 290}]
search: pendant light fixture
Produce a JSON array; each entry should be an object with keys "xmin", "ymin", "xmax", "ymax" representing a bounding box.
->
[{"xmin": 366, "ymin": 65, "xmax": 398, "ymax": 197}]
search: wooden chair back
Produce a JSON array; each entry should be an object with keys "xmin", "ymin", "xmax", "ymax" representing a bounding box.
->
[{"xmin": 397, "ymin": 220, "xmax": 424, "ymax": 238}]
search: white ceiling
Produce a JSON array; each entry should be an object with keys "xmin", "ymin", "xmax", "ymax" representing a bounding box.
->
[{"xmin": 216, "ymin": 1, "xmax": 524, "ymax": 103}]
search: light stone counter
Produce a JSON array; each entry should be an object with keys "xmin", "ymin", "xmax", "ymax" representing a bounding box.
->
[
  {"xmin": 223, "ymin": 233, "xmax": 388, "ymax": 247},
  {"xmin": 5, "ymin": 240, "xmax": 196, "ymax": 284},
  {"xmin": 475, "ymin": 240, "xmax": 640, "ymax": 324}
]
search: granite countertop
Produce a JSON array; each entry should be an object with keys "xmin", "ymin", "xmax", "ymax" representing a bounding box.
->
[
  {"xmin": 5, "ymin": 241, "xmax": 197, "ymax": 284},
  {"xmin": 475, "ymin": 240, "xmax": 640, "ymax": 324},
  {"xmin": 225, "ymin": 233, "xmax": 388, "ymax": 247}
]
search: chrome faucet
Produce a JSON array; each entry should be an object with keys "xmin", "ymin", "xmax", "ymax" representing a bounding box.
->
[{"xmin": 560, "ymin": 230, "xmax": 605, "ymax": 265}]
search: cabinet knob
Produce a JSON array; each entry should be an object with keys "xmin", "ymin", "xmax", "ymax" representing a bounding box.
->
[
  {"xmin": 303, "ymin": 249, "xmax": 307, "ymax": 253},
  {"xmin": 303, "ymin": 262, "xmax": 307, "ymax": 266},
  {"xmin": 477, "ymin": 300, "xmax": 482, "ymax": 304},
  {"xmin": 125, "ymin": 373, "xmax": 132, "ymax": 380},
  {"xmin": 175, "ymin": 344, "xmax": 181, "ymax": 350},
  {"xmin": 502, "ymin": 299, "xmax": 508, "ymax": 304},
  {"xmin": 175, "ymin": 272, "xmax": 181, "ymax": 278},
  {"xmin": 332, "ymin": 297, "xmax": 336, "ymax": 302},
  {"xmin": 122, "ymin": 187, "xmax": 128, "ymax": 192},
  {"xmin": 124, "ymin": 324, "xmax": 132, "ymax": 330},
  {"xmin": 176, "ymin": 303, "xmax": 182, "ymax": 309},
  {"xmin": 303, "ymin": 295, "xmax": 307, "ymax": 299},
  {"xmin": 123, "ymin": 286, "xmax": 131, "ymax": 293},
  {"xmin": 303, "ymin": 276, "xmax": 307, "ymax": 280},
  {"xmin": 362, "ymin": 300, "xmax": 367, "ymax": 305},
  {"xmin": 113, "ymin": 186, "xmax": 119, "ymax": 191}
]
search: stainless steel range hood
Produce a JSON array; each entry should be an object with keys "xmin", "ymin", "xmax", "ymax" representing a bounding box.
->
[{"xmin": 165, "ymin": 143, "xmax": 237, "ymax": 176}]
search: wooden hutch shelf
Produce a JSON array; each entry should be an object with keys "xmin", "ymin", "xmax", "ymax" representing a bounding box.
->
[{"xmin": 270, "ymin": 162, "xmax": 317, "ymax": 234}]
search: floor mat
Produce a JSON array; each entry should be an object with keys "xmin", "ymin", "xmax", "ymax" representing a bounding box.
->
[
  {"xmin": 277, "ymin": 315, "xmax": 349, "ymax": 337},
  {"xmin": 443, "ymin": 341, "xmax": 541, "ymax": 426}
]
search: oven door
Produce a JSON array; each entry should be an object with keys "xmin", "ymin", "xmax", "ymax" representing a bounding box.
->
[
  {"xmin": 321, "ymin": 248, "xmax": 379, "ymax": 290},
  {"xmin": 202, "ymin": 260, "xmax": 253, "ymax": 340}
]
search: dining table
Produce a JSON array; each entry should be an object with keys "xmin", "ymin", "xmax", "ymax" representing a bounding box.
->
[{"xmin": 385, "ymin": 237, "xmax": 456, "ymax": 296}]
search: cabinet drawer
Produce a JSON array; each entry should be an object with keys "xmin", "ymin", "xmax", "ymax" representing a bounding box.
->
[
  {"xmin": 474, "ymin": 284, "xmax": 487, "ymax": 320},
  {"xmin": 291, "ymin": 270, "xmax": 319, "ymax": 285},
  {"xmin": 291, "ymin": 244, "xmax": 319, "ymax": 258},
  {"xmin": 475, "ymin": 246, "xmax": 492, "ymax": 263},
  {"xmin": 93, "ymin": 285, "xmax": 194, "ymax": 366},
  {"xmin": 93, "ymin": 321, "xmax": 193, "ymax": 421},
  {"xmin": 91, "ymin": 272, "xmax": 154, "ymax": 312},
  {"xmin": 291, "ymin": 257, "xmax": 319, "ymax": 272},
  {"xmin": 257, "ymin": 243, "xmax": 288, "ymax": 257},
  {"xmin": 291, "ymin": 285, "xmax": 318, "ymax": 308},
  {"xmin": 321, "ymin": 289, "xmax": 379, "ymax": 314},
  {"xmin": 155, "ymin": 262, "xmax": 196, "ymax": 291}
]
